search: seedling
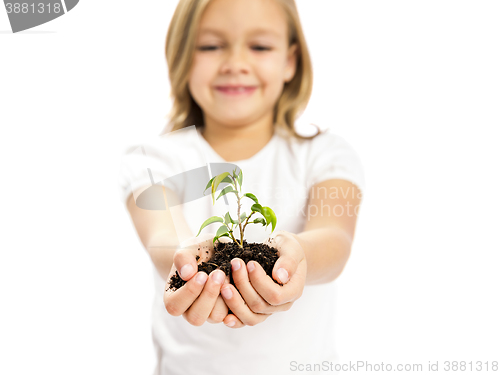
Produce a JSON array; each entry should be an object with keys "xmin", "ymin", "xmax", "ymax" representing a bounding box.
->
[
  {"xmin": 167, "ymin": 168, "xmax": 281, "ymax": 292},
  {"xmin": 196, "ymin": 169, "xmax": 277, "ymax": 247}
]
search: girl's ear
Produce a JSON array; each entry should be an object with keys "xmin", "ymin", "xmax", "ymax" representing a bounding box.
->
[{"xmin": 285, "ymin": 43, "xmax": 298, "ymax": 83}]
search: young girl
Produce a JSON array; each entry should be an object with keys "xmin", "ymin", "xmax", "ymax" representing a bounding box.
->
[{"xmin": 119, "ymin": 0, "xmax": 365, "ymax": 373}]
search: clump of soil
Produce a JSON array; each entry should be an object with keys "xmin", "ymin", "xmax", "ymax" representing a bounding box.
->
[{"xmin": 167, "ymin": 239, "xmax": 281, "ymax": 292}]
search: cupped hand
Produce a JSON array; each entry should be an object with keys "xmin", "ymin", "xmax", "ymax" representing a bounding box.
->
[
  {"xmin": 221, "ymin": 230, "xmax": 307, "ymax": 328},
  {"xmin": 163, "ymin": 234, "xmax": 232, "ymax": 326}
]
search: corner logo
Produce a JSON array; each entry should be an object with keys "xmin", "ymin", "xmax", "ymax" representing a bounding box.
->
[{"xmin": 3, "ymin": 0, "xmax": 79, "ymax": 33}]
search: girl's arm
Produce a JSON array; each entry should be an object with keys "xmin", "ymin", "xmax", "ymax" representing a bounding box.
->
[
  {"xmin": 126, "ymin": 184, "xmax": 181, "ymax": 280},
  {"xmin": 292, "ymin": 178, "xmax": 362, "ymax": 285}
]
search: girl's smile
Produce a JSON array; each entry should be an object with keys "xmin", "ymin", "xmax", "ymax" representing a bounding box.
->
[{"xmin": 214, "ymin": 86, "xmax": 258, "ymax": 97}]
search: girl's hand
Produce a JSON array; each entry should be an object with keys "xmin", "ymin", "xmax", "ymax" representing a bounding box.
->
[
  {"xmin": 163, "ymin": 234, "xmax": 232, "ymax": 326},
  {"xmin": 221, "ymin": 230, "xmax": 307, "ymax": 328}
]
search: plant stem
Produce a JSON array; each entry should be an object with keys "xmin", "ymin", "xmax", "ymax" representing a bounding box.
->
[
  {"xmin": 242, "ymin": 211, "xmax": 256, "ymax": 236},
  {"xmin": 229, "ymin": 174, "xmax": 244, "ymax": 248},
  {"xmin": 227, "ymin": 230, "xmax": 239, "ymax": 244},
  {"xmin": 237, "ymin": 197, "xmax": 244, "ymax": 248}
]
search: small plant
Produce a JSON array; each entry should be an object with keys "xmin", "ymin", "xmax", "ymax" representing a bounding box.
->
[
  {"xmin": 196, "ymin": 168, "xmax": 277, "ymax": 246},
  {"xmin": 167, "ymin": 168, "xmax": 282, "ymax": 293}
]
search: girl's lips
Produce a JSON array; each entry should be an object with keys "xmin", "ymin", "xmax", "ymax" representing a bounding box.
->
[{"xmin": 215, "ymin": 86, "xmax": 257, "ymax": 96}]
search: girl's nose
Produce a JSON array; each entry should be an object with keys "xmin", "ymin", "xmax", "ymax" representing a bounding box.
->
[{"xmin": 220, "ymin": 46, "xmax": 250, "ymax": 74}]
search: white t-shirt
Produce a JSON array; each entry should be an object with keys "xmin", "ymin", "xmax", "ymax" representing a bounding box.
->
[{"xmin": 118, "ymin": 125, "xmax": 365, "ymax": 375}]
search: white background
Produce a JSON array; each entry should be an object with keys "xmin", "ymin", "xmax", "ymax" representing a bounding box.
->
[{"xmin": 1, "ymin": 1, "xmax": 499, "ymax": 374}]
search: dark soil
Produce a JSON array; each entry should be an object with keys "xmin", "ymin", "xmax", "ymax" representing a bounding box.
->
[{"xmin": 167, "ymin": 239, "xmax": 281, "ymax": 293}]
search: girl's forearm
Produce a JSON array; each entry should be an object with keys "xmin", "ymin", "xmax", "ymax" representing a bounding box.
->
[
  {"xmin": 147, "ymin": 230, "xmax": 179, "ymax": 282},
  {"xmin": 291, "ymin": 227, "xmax": 353, "ymax": 285}
]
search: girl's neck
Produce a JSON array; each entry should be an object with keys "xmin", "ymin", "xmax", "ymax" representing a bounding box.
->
[{"xmin": 199, "ymin": 119, "xmax": 275, "ymax": 162}]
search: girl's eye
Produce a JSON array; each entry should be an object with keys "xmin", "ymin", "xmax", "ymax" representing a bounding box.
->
[
  {"xmin": 197, "ymin": 45, "xmax": 271, "ymax": 52},
  {"xmin": 197, "ymin": 45, "xmax": 221, "ymax": 51},
  {"xmin": 252, "ymin": 46, "xmax": 271, "ymax": 52}
]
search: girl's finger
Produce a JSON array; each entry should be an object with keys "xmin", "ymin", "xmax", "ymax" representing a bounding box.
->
[
  {"xmin": 183, "ymin": 269, "xmax": 225, "ymax": 326},
  {"xmin": 232, "ymin": 258, "xmax": 294, "ymax": 314},
  {"xmin": 172, "ymin": 248, "xmax": 198, "ymax": 281},
  {"xmin": 173, "ymin": 234, "xmax": 221, "ymax": 281},
  {"xmin": 223, "ymin": 313, "xmax": 245, "ymax": 329},
  {"xmin": 230, "ymin": 258, "xmax": 267, "ymax": 304},
  {"xmin": 247, "ymin": 259, "xmax": 306, "ymax": 306},
  {"xmin": 164, "ymin": 271, "xmax": 208, "ymax": 316},
  {"xmin": 207, "ymin": 270, "xmax": 233, "ymax": 323},
  {"xmin": 266, "ymin": 232, "xmax": 303, "ymax": 284},
  {"xmin": 220, "ymin": 284, "xmax": 271, "ymax": 327},
  {"xmin": 207, "ymin": 295, "xmax": 228, "ymax": 324}
]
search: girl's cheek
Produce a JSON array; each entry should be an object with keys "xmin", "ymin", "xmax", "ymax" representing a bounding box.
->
[
  {"xmin": 193, "ymin": 51, "xmax": 216, "ymax": 64},
  {"xmin": 257, "ymin": 56, "xmax": 282, "ymax": 70},
  {"xmin": 193, "ymin": 57, "xmax": 219, "ymax": 74}
]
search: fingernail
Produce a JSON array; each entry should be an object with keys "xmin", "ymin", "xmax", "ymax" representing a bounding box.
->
[
  {"xmin": 221, "ymin": 286, "xmax": 232, "ymax": 299},
  {"xmin": 277, "ymin": 268, "xmax": 289, "ymax": 283},
  {"xmin": 225, "ymin": 320, "xmax": 235, "ymax": 327},
  {"xmin": 274, "ymin": 235, "xmax": 284, "ymax": 245},
  {"xmin": 231, "ymin": 258, "xmax": 240, "ymax": 272},
  {"xmin": 180, "ymin": 264, "xmax": 194, "ymax": 279},
  {"xmin": 247, "ymin": 261, "xmax": 255, "ymax": 272},
  {"xmin": 196, "ymin": 272, "xmax": 208, "ymax": 285},
  {"xmin": 211, "ymin": 270, "xmax": 224, "ymax": 284}
]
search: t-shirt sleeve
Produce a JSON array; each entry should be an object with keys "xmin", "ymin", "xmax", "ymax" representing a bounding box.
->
[
  {"xmin": 306, "ymin": 131, "xmax": 366, "ymax": 200},
  {"xmin": 117, "ymin": 137, "xmax": 180, "ymax": 206}
]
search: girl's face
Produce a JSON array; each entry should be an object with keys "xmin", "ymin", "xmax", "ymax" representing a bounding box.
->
[{"xmin": 188, "ymin": 0, "xmax": 297, "ymax": 131}]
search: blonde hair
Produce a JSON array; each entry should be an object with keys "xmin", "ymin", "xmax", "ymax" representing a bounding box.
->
[{"xmin": 160, "ymin": 0, "xmax": 322, "ymax": 140}]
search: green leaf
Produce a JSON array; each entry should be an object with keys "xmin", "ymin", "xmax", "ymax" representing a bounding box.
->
[
  {"xmin": 220, "ymin": 175, "xmax": 233, "ymax": 184},
  {"xmin": 216, "ymin": 224, "xmax": 229, "ymax": 237},
  {"xmin": 261, "ymin": 206, "xmax": 277, "ymax": 232},
  {"xmin": 245, "ymin": 193, "xmax": 259, "ymax": 204},
  {"xmin": 225, "ymin": 212, "xmax": 238, "ymax": 225},
  {"xmin": 217, "ymin": 185, "xmax": 236, "ymax": 201},
  {"xmin": 251, "ymin": 203, "xmax": 263, "ymax": 214},
  {"xmin": 252, "ymin": 218, "xmax": 266, "ymax": 226},
  {"xmin": 211, "ymin": 172, "xmax": 230, "ymax": 204},
  {"xmin": 237, "ymin": 169, "xmax": 243, "ymax": 189},
  {"xmin": 196, "ymin": 216, "xmax": 224, "ymax": 237},
  {"xmin": 204, "ymin": 176, "xmax": 216, "ymax": 194},
  {"xmin": 239, "ymin": 212, "xmax": 247, "ymax": 222}
]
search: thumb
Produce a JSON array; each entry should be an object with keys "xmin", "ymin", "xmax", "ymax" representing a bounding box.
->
[
  {"xmin": 174, "ymin": 233, "xmax": 214, "ymax": 281},
  {"xmin": 173, "ymin": 247, "xmax": 198, "ymax": 281},
  {"xmin": 268, "ymin": 232, "xmax": 301, "ymax": 285},
  {"xmin": 174, "ymin": 233, "xmax": 228, "ymax": 280}
]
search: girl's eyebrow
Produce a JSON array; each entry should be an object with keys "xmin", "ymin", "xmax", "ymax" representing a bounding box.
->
[{"xmin": 199, "ymin": 27, "xmax": 281, "ymax": 39}]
